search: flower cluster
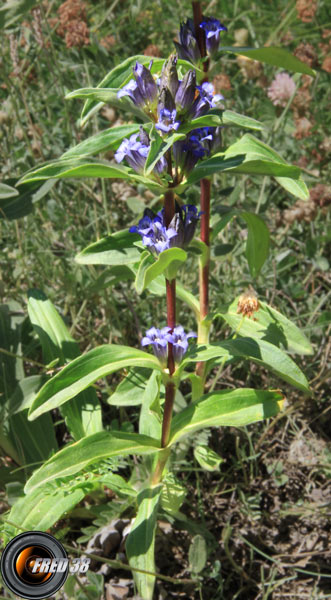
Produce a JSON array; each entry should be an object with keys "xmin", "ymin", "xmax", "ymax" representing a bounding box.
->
[
  {"xmin": 130, "ymin": 204, "xmax": 201, "ymax": 254},
  {"xmin": 142, "ymin": 325, "xmax": 196, "ymax": 364},
  {"xmin": 117, "ymin": 55, "xmax": 223, "ymax": 135},
  {"xmin": 174, "ymin": 17, "xmax": 227, "ymax": 62},
  {"xmin": 174, "ymin": 125, "xmax": 222, "ymax": 175}
]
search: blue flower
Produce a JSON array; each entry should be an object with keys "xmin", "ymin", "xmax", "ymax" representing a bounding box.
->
[
  {"xmin": 174, "ymin": 18, "xmax": 201, "ymax": 64},
  {"xmin": 173, "ymin": 127, "xmax": 218, "ymax": 175},
  {"xmin": 165, "ymin": 325, "xmax": 197, "ymax": 363},
  {"xmin": 130, "ymin": 204, "xmax": 201, "ymax": 254},
  {"xmin": 115, "ymin": 128, "xmax": 166, "ymax": 175},
  {"xmin": 156, "ymin": 108, "xmax": 181, "ymax": 133},
  {"xmin": 141, "ymin": 326, "xmax": 171, "ymax": 364},
  {"xmin": 199, "ymin": 17, "xmax": 227, "ymax": 55},
  {"xmin": 198, "ymin": 81, "xmax": 224, "ymax": 107},
  {"xmin": 142, "ymin": 325, "xmax": 197, "ymax": 364},
  {"xmin": 115, "ymin": 132, "xmax": 149, "ymax": 172},
  {"xmin": 175, "ymin": 70, "xmax": 196, "ymax": 113},
  {"xmin": 117, "ymin": 61, "xmax": 157, "ymax": 108}
]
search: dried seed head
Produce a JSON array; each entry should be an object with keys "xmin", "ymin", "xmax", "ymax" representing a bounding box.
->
[{"xmin": 237, "ymin": 288, "xmax": 260, "ymax": 319}]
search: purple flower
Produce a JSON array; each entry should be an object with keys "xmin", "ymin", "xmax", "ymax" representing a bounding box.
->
[
  {"xmin": 156, "ymin": 108, "xmax": 181, "ymax": 133},
  {"xmin": 141, "ymin": 326, "xmax": 170, "ymax": 364},
  {"xmin": 115, "ymin": 128, "xmax": 166, "ymax": 175},
  {"xmin": 165, "ymin": 325, "xmax": 197, "ymax": 363},
  {"xmin": 199, "ymin": 17, "xmax": 227, "ymax": 55},
  {"xmin": 174, "ymin": 18, "xmax": 201, "ymax": 64},
  {"xmin": 117, "ymin": 61, "xmax": 157, "ymax": 108},
  {"xmin": 197, "ymin": 82, "xmax": 223, "ymax": 109},
  {"xmin": 130, "ymin": 204, "xmax": 201, "ymax": 254},
  {"xmin": 175, "ymin": 70, "xmax": 196, "ymax": 112},
  {"xmin": 142, "ymin": 325, "xmax": 197, "ymax": 364},
  {"xmin": 173, "ymin": 127, "xmax": 219, "ymax": 174}
]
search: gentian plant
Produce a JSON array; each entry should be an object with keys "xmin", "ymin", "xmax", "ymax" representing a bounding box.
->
[{"xmin": 6, "ymin": 3, "xmax": 315, "ymax": 598}]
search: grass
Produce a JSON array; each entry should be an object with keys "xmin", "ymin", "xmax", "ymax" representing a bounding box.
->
[{"xmin": 0, "ymin": 0, "xmax": 330, "ymax": 598}]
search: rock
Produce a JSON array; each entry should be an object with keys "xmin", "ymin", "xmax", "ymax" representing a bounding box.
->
[
  {"xmin": 113, "ymin": 518, "xmax": 130, "ymax": 534},
  {"xmin": 106, "ymin": 583, "xmax": 130, "ymax": 600},
  {"xmin": 86, "ymin": 547, "xmax": 103, "ymax": 570},
  {"xmin": 100, "ymin": 528, "xmax": 121, "ymax": 556}
]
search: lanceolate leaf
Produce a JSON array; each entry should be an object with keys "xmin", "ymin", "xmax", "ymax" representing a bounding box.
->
[
  {"xmin": 28, "ymin": 345, "xmax": 163, "ymax": 420},
  {"xmin": 61, "ymin": 124, "xmax": 141, "ymax": 159},
  {"xmin": 75, "ymin": 230, "xmax": 141, "ymax": 266},
  {"xmin": 217, "ymin": 297, "xmax": 313, "ymax": 355},
  {"xmin": 135, "ymin": 248, "xmax": 187, "ymax": 294},
  {"xmin": 144, "ymin": 130, "xmax": 186, "ymax": 175},
  {"xmin": 180, "ymin": 109, "xmax": 263, "ymax": 133},
  {"xmin": 0, "ymin": 183, "xmax": 19, "ymax": 198},
  {"xmin": 126, "ymin": 484, "xmax": 163, "ymax": 600},
  {"xmin": 6, "ymin": 486, "xmax": 86, "ymax": 538},
  {"xmin": 182, "ymin": 337, "xmax": 310, "ymax": 392},
  {"xmin": 19, "ymin": 159, "xmax": 166, "ymax": 193},
  {"xmin": 223, "ymin": 134, "xmax": 309, "ymax": 199},
  {"xmin": 241, "ymin": 211, "xmax": 270, "ymax": 278},
  {"xmin": 169, "ymin": 389, "xmax": 283, "ymax": 444},
  {"xmin": 28, "ymin": 290, "xmax": 102, "ymax": 439},
  {"xmin": 218, "ymin": 46, "xmax": 316, "ymax": 76},
  {"xmin": 25, "ymin": 431, "xmax": 161, "ymax": 493}
]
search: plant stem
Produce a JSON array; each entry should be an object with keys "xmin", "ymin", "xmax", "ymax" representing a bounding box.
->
[{"xmin": 193, "ymin": 2, "xmax": 212, "ymax": 380}]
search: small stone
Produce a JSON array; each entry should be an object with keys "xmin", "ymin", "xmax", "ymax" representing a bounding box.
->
[
  {"xmin": 86, "ymin": 547, "xmax": 103, "ymax": 570},
  {"xmin": 113, "ymin": 518, "xmax": 130, "ymax": 534},
  {"xmin": 100, "ymin": 528, "xmax": 121, "ymax": 555},
  {"xmin": 87, "ymin": 532, "xmax": 101, "ymax": 550},
  {"xmin": 106, "ymin": 583, "xmax": 130, "ymax": 600}
]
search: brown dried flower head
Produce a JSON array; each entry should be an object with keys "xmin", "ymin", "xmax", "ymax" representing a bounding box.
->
[
  {"xmin": 237, "ymin": 55, "xmax": 263, "ymax": 81},
  {"xmin": 296, "ymin": 0, "xmax": 317, "ymax": 22},
  {"xmin": 237, "ymin": 289, "xmax": 260, "ymax": 319},
  {"xmin": 212, "ymin": 73, "xmax": 231, "ymax": 93},
  {"xmin": 65, "ymin": 20, "xmax": 89, "ymax": 48},
  {"xmin": 294, "ymin": 42, "xmax": 318, "ymax": 68}
]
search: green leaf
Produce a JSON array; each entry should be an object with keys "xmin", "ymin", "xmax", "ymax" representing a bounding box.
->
[
  {"xmin": 0, "ymin": 183, "xmax": 19, "ymax": 198},
  {"xmin": 61, "ymin": 124, "xmax": 140, "ymax": 159},
  {"xmin": 6, "ymin": 485, "xmax": 86, "ymax": 537},
  {"xmin": 170, "ymin": 389, "xmax": 283, "ymax": 444},
  {"xmin": 100, "ymin": 473, "xmax": 137, "ymax": 497},
  {"xmin": 0, "ymin": 0, "xmax": 38, "ymax": 29},
  {"xmin": 160, "ymin": 473, "xmax": 186, "ymax": 515},
  {"xmin": 222, "ymin": 110, "xmax": 264, "ymax": 131},
  {"xmin": 183, "ymin": 155, "xmax": 247, "ymax": 186},
  {"xmin": 126, "ymin": 484, "xmax": 162, "ymax": 600},
  {"xmin": 222, "ymin": 134, "xmax": 308, "ymax": 199},
  {"xmin": 0, "ymin": 179, "xmax": 56, "ymax": 220},
  {"xmin": 18, "ymin": 158, "xmax": 166, "ymax": 193},
  {"xmin": 219, "ymin": 46, "xmax": 316, "ymax": 76},
  {"xmin": 139, "ymin": 372, "xmax": 161, "ymax": 440},
  {"xmin": 75, "ymin": 229, "xmax": 141, "ymax": 266},
  {"xmin": 28, "ymin": 345, "xmax": 163, "ymax": 420},
  {"xmin": 241, "ymin": 211, "xmax": 270, "ymax": 277},
  {"xmin": 274, "ymin": 175, "xmax": 309, "ymax": 200},
  {"xmin": 182, "ymin": 337, "xmax": 310, "ymax": 392},
  {"xmin": 107, "ymin": 367, "xmax": 151, "ymax": 406},
  {"xmin": 25, "ymin": 431, "xmax": 161, "ymax": 493},
  {"xmin": 67, "ymin": 88, "xmax": 149, "ymax": 122},
  {"xmin": 217, "ymin": 297, "xmax": 313, "ymax": 355},
  {"xmin": 194, "ymin": 445, "xmax": 223, "ymax": 471},
  {"xmin": 188, "ymin": 535, "xmax": 207, "ymax": 574},
  {"xmin": 144, "ymin": 130, "xmax": 186, "ymax": 175},
  {"xmin": 9, "ymin": 375, "xmax": 44, "ymax": 414},
  {"xmin": 28, "ymin": 290, "xmax": 102, "ymax": 439},
  {"xmin": 135, "ymin": 248, "xmax": 187, "ymax": 294}
]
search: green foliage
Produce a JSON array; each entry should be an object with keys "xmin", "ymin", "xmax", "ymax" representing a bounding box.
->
[
  {"xmin": 219, "ymin": 45, "xmax": 316, "ymax": 76},
  {"xmin": 126, "ymin": 484, "xmax": 163, "ymax": 600},
  {"xmin": 25, "ymin": 431, "xmax": 161, "ymax": 493}
]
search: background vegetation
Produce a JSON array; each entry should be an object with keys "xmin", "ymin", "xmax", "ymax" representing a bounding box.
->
[{"xmin": 0, "ymin": 0, "xmax": 330, "ymax": 598}]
